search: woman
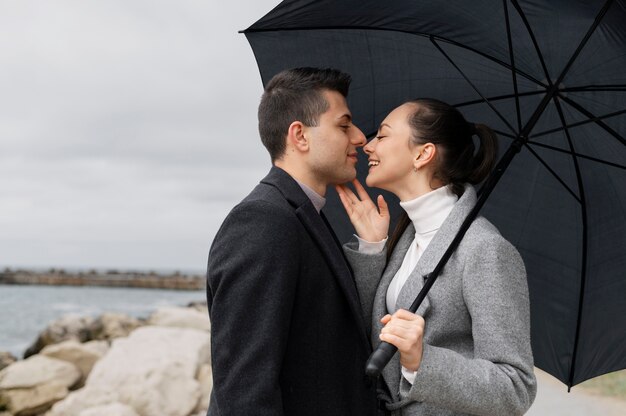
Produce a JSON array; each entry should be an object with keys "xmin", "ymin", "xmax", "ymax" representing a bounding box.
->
[{"xmin": 336, "ymin": 98, "xmax": 536, "ymax": 415}]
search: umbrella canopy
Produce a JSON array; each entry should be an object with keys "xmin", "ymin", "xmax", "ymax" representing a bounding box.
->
[{"xmin": 242, "ymin": 0, "xmax": 626, "ymax": 388}]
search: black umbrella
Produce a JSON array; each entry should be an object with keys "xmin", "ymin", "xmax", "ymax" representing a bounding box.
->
[{"xmin": 242, "ymin": 0, "xmax": 626, "ymax": 389}]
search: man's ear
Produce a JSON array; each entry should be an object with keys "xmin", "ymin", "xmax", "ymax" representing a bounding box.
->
[
  {"xmin": 286, "ymin": 121, "xmax": 309, "ymax": 152},
  {"xmin": 413, "ymin": 142, "xmax": 437, "ymax": 170}
]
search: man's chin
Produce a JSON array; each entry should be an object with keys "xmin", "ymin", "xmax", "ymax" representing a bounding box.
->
[{"xmin": 331, "ymin": 170, "xmax": 357, "ymax": 185}]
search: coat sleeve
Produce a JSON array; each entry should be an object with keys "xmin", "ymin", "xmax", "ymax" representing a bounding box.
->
[
  {"xmin": 343, "ymin": 240, "xmax": 387, "ymax": 335},
  {"xmin": 207, "ymin": 200, "xmax": 300, "ymax": 416},
  {"xmin": 401, "ymin": 234, "xmax": 537, "ymax": 416}
]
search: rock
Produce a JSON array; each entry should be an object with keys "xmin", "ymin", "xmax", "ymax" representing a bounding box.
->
[
  {"xmin": 86, "ymin": 326, "xmax": 210, "ymax": 416},
  {"xmin": 41, "ymin": 340, "xmax": 109, "ymax": 384},
  {"xmin": 83, "ymin": 340, "xmax": 109, "ymax": 356},
  {"xmin": 186, "ymin": 300, "xmax": 208, "ymax": 313},
  {"xmin": 193, "ymin": 364, "xmax": 212, "ymax": 414},
  {"xmin": 1, "ymin": 382, "xmax": 68, "ymax": 416},
  {"xmin": 0, "ymin": 356, "xmax": 79, "ymax": 415},
  {"xmin": 25, "ymin": 313, "xmax": 142, "ymax": 359},
  {"xmin": 88, "ymin": 313, "xmax": 142, "ymax": 341},
  {"xmin": 45, "ymin": 385, "xmax": 119, "ymax": 416},
  {"xmin": 0, "ymin": 355, "xmax": 80, "ymax": 390},
  {"xmin": 79, "ymin": 402, "xmax": 139, "ymax": 416},
  {"xmin": 148, "ymin": 307, "xmax": 210, "ymax": 332},
  {"xmin": 0, "ymin": 352, "xmax": 16, "ymax": 372},
  {"xmin": 24, "ymin": 315, "xmax": 95, "ymax": 358}
]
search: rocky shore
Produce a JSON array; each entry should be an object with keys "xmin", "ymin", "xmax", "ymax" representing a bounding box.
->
[
  {"xmin": 0, "ymin": 269, "xmax": 204, "ymax": 291},
  {"xmin": 0, "ymin": 302, "xmax": 212, "ymax": 416}
]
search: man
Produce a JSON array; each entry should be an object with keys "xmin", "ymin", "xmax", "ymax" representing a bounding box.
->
[{"xmin": 206, "ymin": 68, "xmax": 378, "ymax": 415}]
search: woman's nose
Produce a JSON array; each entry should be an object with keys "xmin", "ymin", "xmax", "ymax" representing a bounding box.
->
[{"xmin": 364, "ymin": 138, "xmax": 375, "ymax": 154}]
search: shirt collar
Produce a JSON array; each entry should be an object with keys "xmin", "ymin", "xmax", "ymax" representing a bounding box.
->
[{"xmin": 295, "ymin": 180, "xmax": 326, "ymax": 213}]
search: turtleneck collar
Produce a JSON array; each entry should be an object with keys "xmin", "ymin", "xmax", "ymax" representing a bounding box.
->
[{"xmin": 399, "ymin": 185, "xmax": 458, "ymax": 235}]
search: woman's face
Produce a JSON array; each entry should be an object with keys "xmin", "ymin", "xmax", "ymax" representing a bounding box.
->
[{"xmin": 364, "ymin": 103, "xmax": 421, "ymax": 193}]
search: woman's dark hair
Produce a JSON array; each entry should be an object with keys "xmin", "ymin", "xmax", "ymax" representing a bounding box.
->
[
  {"xmin": 258, "ymin": 67, "xmax": 352, "ymax": 162},
  {"xmin": 387, "ymin": 98, "xmax": 499, "ymax": 259}
]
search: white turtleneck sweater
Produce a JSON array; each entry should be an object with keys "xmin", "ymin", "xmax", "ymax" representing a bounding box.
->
[
  {"xmin": 357, "ymin": 185, "xmax": 458, "ymax": 384},
  {"xmin": 385, "ymin": 185, "xmax": 458, "ymax": 313}
]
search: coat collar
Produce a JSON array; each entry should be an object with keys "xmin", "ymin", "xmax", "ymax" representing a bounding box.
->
[
  {"xmin": 261, "ymin": 166, "xmax": 370, "ymax": 348},
  {"xmin": 260, "ymin": 166, "xmax": 312, "ymax": 210}
]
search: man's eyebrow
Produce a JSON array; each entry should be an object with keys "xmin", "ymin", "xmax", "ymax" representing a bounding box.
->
[{"xmin": 337, "ymin": 114, "xmax": 352, "ymax": 122}]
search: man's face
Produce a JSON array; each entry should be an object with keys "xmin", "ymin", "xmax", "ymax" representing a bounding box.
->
[{"xmin": 304, "ymin": 90, "xmax": 366, "ymax": 186}]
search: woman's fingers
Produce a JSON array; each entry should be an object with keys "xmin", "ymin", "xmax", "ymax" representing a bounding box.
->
[
  {"xmin": 336, "ymin": 181, "xmax": 387, "ymax": 241},
  {"xmin": 380, "ymin": 319, "xmax": 423, "ymax": 337},
  {"xmin": 379, "ymin": 310, "xmax": 425, "ymax": 371},
  {"xmin": 379, "ymin": 310, "xmax": 425, "ymax": 346},
  {"xmin": 377, "ymin": 194, "xmax": 389, "ymax": 218},
  {"xmin": 336, "ymin": 183, "xmax": 361, "ymax": 206},
  {"xmin": 335, "ymin": 185, "xmax": 353, "ymax": 214},
  {"xmin": 352, "ymin": 179, "xmax": 373, "ymax": 204},
  {"xmin": 393, "ymin": 309, "xmax": 421, "ymax": 321}
]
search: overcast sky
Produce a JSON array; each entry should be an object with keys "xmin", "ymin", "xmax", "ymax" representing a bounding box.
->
[{"xmin": 0, "ymin": 0, "xmax": 282, "ymax": 272}]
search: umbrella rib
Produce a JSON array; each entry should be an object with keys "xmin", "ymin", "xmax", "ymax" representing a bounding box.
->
[
  {"xmin": 514, "ymin": 0, "xmax": 617, "ymax": 158},
  {"xmin": 524, "ymin": 144, "xmax": 582, "ymax": 203},
  {"xmin": 493, "ymin": 129, "xmax": 517, "ymax": 139},
  {"xmin": 552, "ymin": 96, "xmax": 589, "ymax": 390},
  {"xmin": 509, "ymin": 0, "xmax": 552, "ymax": 82},
  {"xmin": 527, "ymin": 141, "xmax": 626, "ymax": 170},
  {"xmin": 430, "ymin": 36, "xmax": 518, "ymax": 136},
  {"xmin": 243, "ymin": 26, "xmax": 548, "ymax": 88},
  {"xmin": 503, "ymin": 0, "xmax": 523, "ymax": 132},
  {"xmin": 552, "ymin": 0, "xmax": 616, "ymax": 91},
  {"xmin": 563, "ymin": 85, "xmax": 626, "ymax": 93},
  {"xmin": 558, "ymin": 95, "xmax": 626, "ymax": 147},
  {"xmin": 363, "ymin": 32, "xmax": 378, "ymax": 134},
  {"xmin": 454, "ymin": 90, "xmax": 545, "ymax": 108},
  {"xmin": 532, "ymin": 108, "xmax": 626, "ymax": 138},
  {"xmin": 430, "ymin": 35, "xmax": 545, "ymax": 88}
]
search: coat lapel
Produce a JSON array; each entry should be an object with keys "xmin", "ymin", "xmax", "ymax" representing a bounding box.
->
[
  {"xmin": 395, "ymin": 185, "xmax": 477, "ymax": 312},
  {"xmin": 261, "ymin": 167, "xmax": 370, "ymax": 347},
  {"xmin": 374, "ymin": 185, "xmax": 478, "ymax": 397},
  {"xmin": 413, "ymin": 184, "xmax": 477, "ymax": 279},
  {"xmin": 371, "ymin": 225, "xmax": 413, "ymax": 396}
]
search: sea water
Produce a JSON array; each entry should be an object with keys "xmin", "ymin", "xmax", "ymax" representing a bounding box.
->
[{"xmin": 0, "ymin": 284, "xmax": 206, "ymax": 357}]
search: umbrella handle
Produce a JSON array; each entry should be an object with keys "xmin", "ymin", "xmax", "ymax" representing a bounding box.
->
[{"xmin": 365, "ymin": 341, "xmax": 398, "ymax": 378}]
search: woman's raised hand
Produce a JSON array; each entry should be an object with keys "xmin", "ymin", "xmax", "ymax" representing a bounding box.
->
[{"xmin": 335, "ymin": 179, "xmax": 390, "ymax": 242}]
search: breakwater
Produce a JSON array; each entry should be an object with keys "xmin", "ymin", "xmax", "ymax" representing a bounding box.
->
[{"xmin": 0, "ymin": 269, "xmax": 205, "ymax": 290}]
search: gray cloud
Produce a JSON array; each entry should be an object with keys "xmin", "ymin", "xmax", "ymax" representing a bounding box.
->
[{"xmin": 0, "ymin": 0, "xmax": 280, "ymax": 271}]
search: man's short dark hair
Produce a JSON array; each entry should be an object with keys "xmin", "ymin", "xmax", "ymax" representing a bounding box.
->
[{"xmin": 258, "ymin": 67, "xmax": 352, "ymax": 162}]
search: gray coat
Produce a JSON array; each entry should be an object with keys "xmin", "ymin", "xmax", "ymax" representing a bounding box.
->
[{"xmin": 344, "ymin": 185, "xmax": 537, "ymax": 416}]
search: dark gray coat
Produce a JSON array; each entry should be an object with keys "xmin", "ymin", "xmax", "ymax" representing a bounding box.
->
[
  {"xmin": 206, "ymin": 167, "xmax": 378, "ymax": 416},
  {"xmin": 345, "ymin": 185, "xmax": 537, "ymax": 416}
]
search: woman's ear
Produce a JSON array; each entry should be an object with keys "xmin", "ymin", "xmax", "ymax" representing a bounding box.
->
[
  {"xmin": 413, "ymin": 142, "xmax": 437, "ymax": 170},
  {"xmin": 286, "ymin": 121, "xmax": 309, "ymax": 152}
]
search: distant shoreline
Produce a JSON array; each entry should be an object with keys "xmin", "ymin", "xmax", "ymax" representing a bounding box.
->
[{"xmin": 0, "ymin": 268, "xmax": 205, "ymax": 291}]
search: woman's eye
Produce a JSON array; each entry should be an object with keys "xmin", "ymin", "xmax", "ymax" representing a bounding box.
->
[{"xmin": 376, "ymin": 136, "xmax": 385, "ymax": 140}]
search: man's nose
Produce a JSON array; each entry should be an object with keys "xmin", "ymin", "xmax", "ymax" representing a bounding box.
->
[{"xmin": 351, "ymin": 126, "xmax": 367, "ymax": 147}]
